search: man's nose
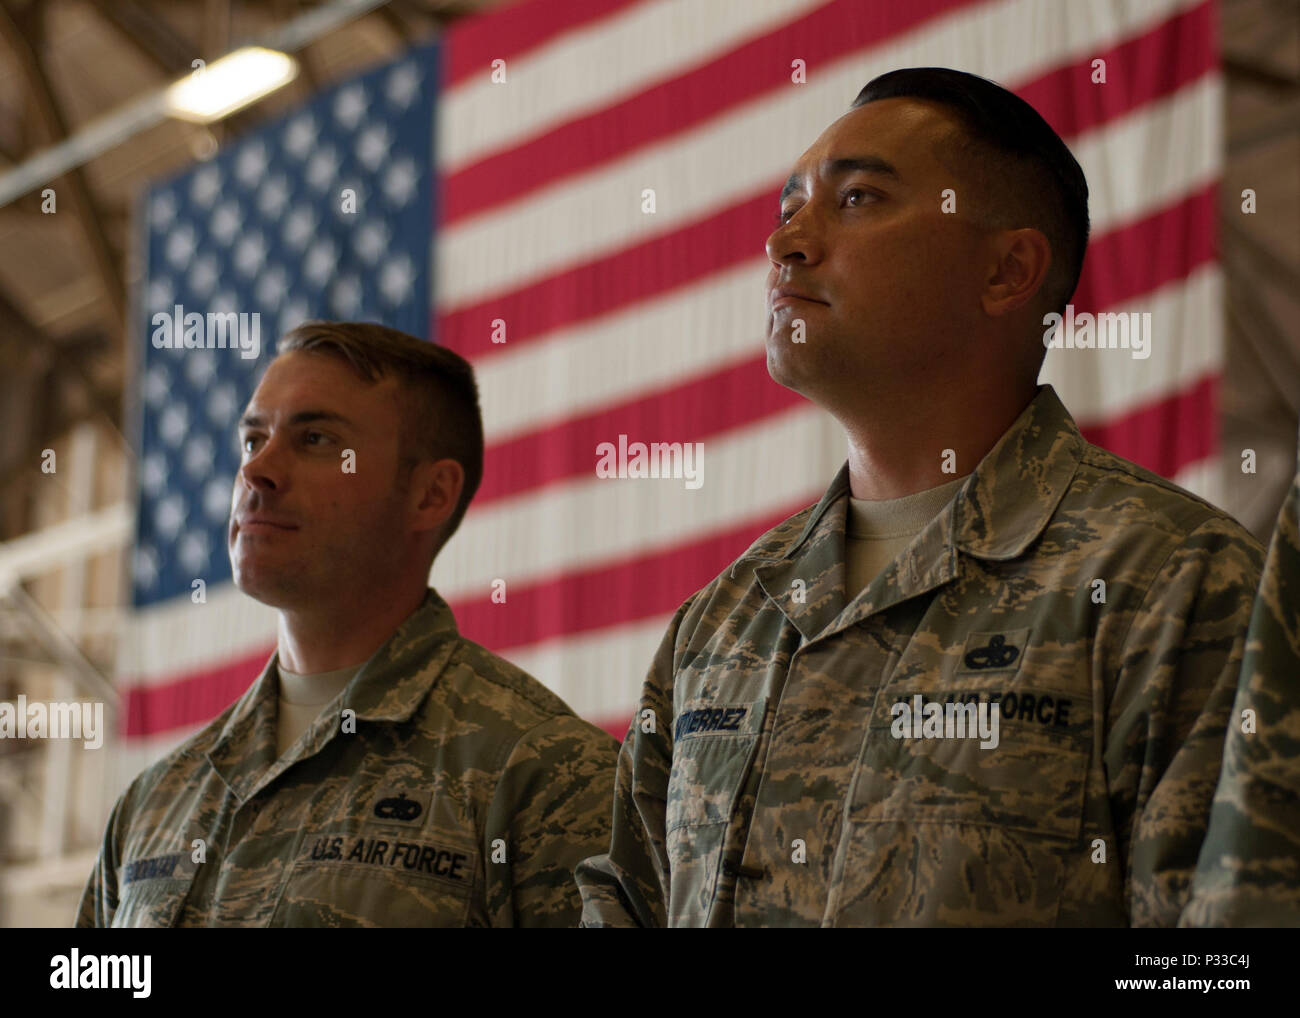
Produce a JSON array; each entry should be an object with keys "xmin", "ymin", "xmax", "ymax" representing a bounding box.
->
[
  {"xmin": 765, "ymin": 208, "xmax": 822, "ymax": 266},
  {"xmin": 238, "ymin": 438, "xmax": 287, "ymax": 493}
]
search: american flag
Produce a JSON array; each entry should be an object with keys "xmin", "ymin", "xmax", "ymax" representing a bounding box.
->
[{"xmin": 118, "ymin": 0, "xmax": 1223, "ymax": 782}]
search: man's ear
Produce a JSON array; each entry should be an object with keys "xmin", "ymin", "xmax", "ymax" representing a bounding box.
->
[
  {"xmin": 980, "ymin": 227, "xmax": 1051, "ymax": 318},
  {"xmin": 408, "ymin": 458, "xmax": 465, "ymax": 536}
]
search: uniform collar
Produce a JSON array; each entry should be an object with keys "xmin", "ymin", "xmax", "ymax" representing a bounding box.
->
[
  {"xmin": 753, "ymin": 385, "xmax": 1084, "ymax": 642},
  {"xmin": 206, "ymin": 588, "xmax": 461, "ymax": 802}
]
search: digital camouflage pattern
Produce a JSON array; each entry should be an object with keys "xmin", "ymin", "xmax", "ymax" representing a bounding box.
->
[
  {"xmin": 1182, "ymin": 432, "xmax": 1300, "ymax": 926},
  {"xmin": 77, "ymin": 589, "xmax": 618, "ymax": 927},
  {"xmin": 576, "ymin": 385, "xmax": 1265, "ymax": 927}
]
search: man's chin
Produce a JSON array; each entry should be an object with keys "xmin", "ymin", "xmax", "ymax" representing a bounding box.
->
[
  {"xmin": 230, "ymin": 562, "xmax": 305, "ymax": 609},
  {"xmin": 765, "ymin": 342, "xmax": 813, "ymax": 396}
]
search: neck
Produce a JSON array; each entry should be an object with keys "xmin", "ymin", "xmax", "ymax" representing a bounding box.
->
[
  {"xmin": 839, "ymin": 377, "xmax": 1037, "ymax": 501},
  {"xmin": 275, "ymin": 580, "xmax": 427, "ymax": 675}
]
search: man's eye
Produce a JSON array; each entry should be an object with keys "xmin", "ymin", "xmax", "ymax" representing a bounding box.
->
[
  {"xmin": 242, "ymin": 436, "xmax": 260, "ymax": 453},
  {"xmin": 775, "ymin": 207, "xmax": 797, "ymax": 225},
  {"xmin": 304, "ymin": 431, "xmax": 329, "ymax": 445}
]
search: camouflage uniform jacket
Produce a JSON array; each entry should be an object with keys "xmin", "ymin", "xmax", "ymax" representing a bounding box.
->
[
  {"xmin": 1182, "ymin": 432, "xmax": 1300, "ymax": 926},
  {"xmin": 576, "ymin": 385, "xmax": 1264, "ymax": 927},
  {"xmin": 77, "ymin": 589, "xmax": 619, "ymax": 927}
]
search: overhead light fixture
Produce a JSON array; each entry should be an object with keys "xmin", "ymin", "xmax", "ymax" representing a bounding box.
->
[{"xmin": 165, "ymin": 47, "xmax": 298, "ymax": 123}]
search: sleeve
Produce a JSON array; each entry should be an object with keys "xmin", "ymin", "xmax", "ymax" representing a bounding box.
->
[
  {"xmin": 482, "ymin": 712, "xmax": 620, "ymax": 928},
  {"xmin": 74, "ymin": 789, "xmax": 130, "ymax": 928},
  {"xmin": 574, "ymin": 598, "xmax": 692, "ymax": 928},
  {"xmin": 1105, "ymin": 515, "xmax": 1265, "ymax": 927},
  {"xmin": 1181, "ymin": 454, "xmax": 1300, "ymax": 926}
]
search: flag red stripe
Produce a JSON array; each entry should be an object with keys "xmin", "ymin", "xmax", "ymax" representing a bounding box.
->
[
  {"xmin": 1015, "ymin": 0, "xmax": 1214, "ymax": 142},
  {"xmin": 451, "ymin": 502, "xmax": 805, "ymax": 646},
  {"xmin": 1078, "ymin": 372, "xmax": 1218, "ymax": 474},
  {"xmin": 474, "ymin": 184, "xmax": 1216, "ymax": 505},
  {"xmin": 124, "ymin": 648, "xmax": 270, "ymax": 737}
]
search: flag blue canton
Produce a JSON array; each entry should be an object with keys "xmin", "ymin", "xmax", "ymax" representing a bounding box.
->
[{"xmin": 132, "ymin": 43, "xmax": 439, "ymax": 608}]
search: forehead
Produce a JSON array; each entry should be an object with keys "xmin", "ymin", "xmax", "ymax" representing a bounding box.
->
[
  {"xmin": 785, "ymin": 97, "xmax": 962, "ymax": 186},
  {"xmin": 246, "ymin": 350, "xmax": 396, "ymax": 411}
]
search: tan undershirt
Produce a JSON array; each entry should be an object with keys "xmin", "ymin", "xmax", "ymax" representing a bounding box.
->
[
  {"xmin": 845, "ymin": 474, "xmax": 970, "ymax": 598},
  {"xmin": 276, "ymin": 662, "xmax": 361, "ymax": 756}
]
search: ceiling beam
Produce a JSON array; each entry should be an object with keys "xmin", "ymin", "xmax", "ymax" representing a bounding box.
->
[{"xmin": 0, "ymin": 0, "xmax": 125, "ymax": 328}]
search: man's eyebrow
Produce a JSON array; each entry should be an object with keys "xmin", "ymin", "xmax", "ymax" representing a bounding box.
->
[
  {"xmin": 238, "ymin": 410, "xmax": 358, "ymax": 430},
  {"xmin": 779, "ymin": 155, "xmax": 902, "ymax": 204}
]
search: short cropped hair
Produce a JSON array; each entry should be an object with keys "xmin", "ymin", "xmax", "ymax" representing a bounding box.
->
[
  {"xmin": 852, "ymin": 67, "xmax": 1090, "ymax": 319},
  {"xmin": 277, "ymin": 321, "xmax": 483, "ymax": 548}
]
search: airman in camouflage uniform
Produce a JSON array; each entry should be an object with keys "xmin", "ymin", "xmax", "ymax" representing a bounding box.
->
[
  {"xmin": 576, "ymin": 384, "xmax": 1264, "ymax": 926},
  {"xmin": 577, "ymin": 65, "xmax": 1267, "ymax": 929},
  {"xmin": 77, "ymin": 588, "xmax": 619, "ymax": 927},
  {"xmin": 79, "ymin": 320, "xmax": 618, "ymax": 927},
  {"xmin": 1181, "ymin": 433, "xmax": 1300, "ymax": 926}
]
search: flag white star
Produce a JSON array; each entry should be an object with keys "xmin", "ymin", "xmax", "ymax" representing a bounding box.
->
[
  {"xmin": 354, "ymin": 220, "xmax": 389, "ymax": 265},
  {"xmin": 204, "ymin": 476, "xmax": 234, "ymax": 523},
  {"xmin": 143, "ymin": 364, "xmax": 171, "ymax": 408},
  {"xmin": 146, "ymin": 277, "xmax": 174, "ymax": 313},
  {"xmin": 284, "ymin": 114, "xmax": 318, "ymax": 159},
  {"xmin": 188, "ymin": 255, "xmax": 219, "ymax": 298},
  {"xmin": 386, "ymin": 62, "xmax": 421, "ymax": 109},
  {"xmin": 165, "ymin": 225, "xmax": 197, "ymax": 269},
  {"xmin": 151, "ymin": 191, "xmax": 178, "ymax": 229},
  {"xmin": 207, "ymin": 382, "xmax": 238, "ymax": 426},
  {"xmin": 380, "ymin": 255, "xmax": 415, "ymax": 305},
  {"xmin": 235, "ymin": 140, "xmax": 269, "ymax": 187},
  {"xmin": 383, "ymin": 158, "xmax": 418, "ymax": 207},
  {"xmin": 330, "ymin": 275, "xmax": 363, "ymax": 317},
  {"xmin": 303, "ymin": 239, "xmax": 338, "ymax": 287},
  {"xmin": 279, "ymin": 297, "xmax": 310, "ymax": 336},
  {"xmin": 133, "ymin": 545, "xmax": 160, "ymax": 590},
  {"xmin": 258, "ymin": 175, "xmax": 290, "ymax": 217},
  {"xmin": 334, "ymin": 84, "xmax": 368, "ymax": 130},
  {"xmin": 282, "ymin": 206, "xmax": 316, "ymax": 251},
  {"xmin": 184, "ymin": 434, "xmax": 216, "ymax": 478},
  {"xmin": 190, "ymin": 166, "xmax": 223, "ymax": 208},
  {"xmin": 210, "ymin": 201, "xmax": 244, "ymax": 246},
  {"xmin": 139, "ymin": 451, "xmax": 168, "ymax": 496},
  {"xmin": 356, "ymin": 123, "xmax": 392, "ymax": 171},
  {"xmin": 256, "ymin": 265, "xmax": 290, "ymax": 307},
  {"xmin": 159, "ymin": 403, "xmax": 189, "ymax": 448},
  {"xmin": 234, "ymin": 232, "xmax": 268, "ymax": 277},
  {"xmin": 177, "ymin": 531, "xmax": 212, "ymax": 575},
  {"xmin": 306, "ymin": 146, "xmax": 340, "ymax": 192},
  {"xmin": 185, "ymin": 350, "xmax": 217, "ymax": 389},
  {"xmin": 154, "ymin": 494, "xmax": 186, "ymax": 541}
]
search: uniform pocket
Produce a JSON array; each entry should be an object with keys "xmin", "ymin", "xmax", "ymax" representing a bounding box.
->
[
  {"xmin": 853, "ymin": 684, "xmax": 1091, "ymax": 839},
  {"xmin": 664, "ymin": 697, "xmax": 766, "ymax": 926},
  {"xmin": 835, "ymin": 685, "xmax": 1092, "ymax": 926},
  {"xmin": 270, "ymin": 825, "xmax": 478, "ymax": 928},
  {"xmin": 112, "ymin": 852, "xmax": 199, "ymax": 928}
]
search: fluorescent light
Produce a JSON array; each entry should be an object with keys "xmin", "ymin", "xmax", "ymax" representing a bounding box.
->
[{"xmin": 165, "ymin": 47, "xmax": 298, "ymax": 123}]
